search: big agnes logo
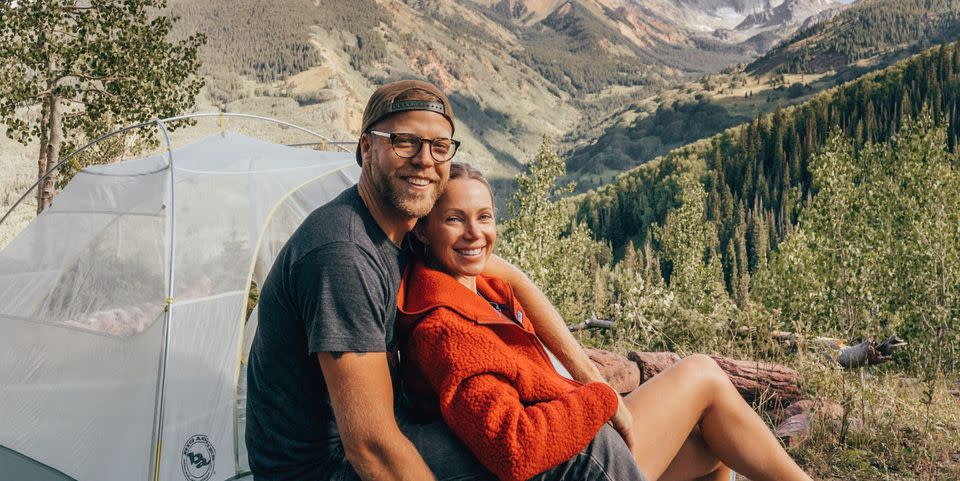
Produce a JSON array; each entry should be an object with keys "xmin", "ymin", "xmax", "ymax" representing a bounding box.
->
[{"xmin": 181, "ymin": 434, "xmax": 215, "ymax": 481}]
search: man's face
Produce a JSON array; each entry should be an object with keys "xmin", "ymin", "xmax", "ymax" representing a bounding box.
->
[{"xmin": 360, "ymin": 110, "xmax": 453, "ymax": 219}]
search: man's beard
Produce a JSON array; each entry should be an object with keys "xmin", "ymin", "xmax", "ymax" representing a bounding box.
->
[{"xmin": 375, "ymin": 167, "xmax": 446, "ymax": 218}]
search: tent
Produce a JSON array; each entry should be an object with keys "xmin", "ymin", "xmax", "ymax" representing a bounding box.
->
[{"xmin": 0, "ymin": 115, "xmax": 359, "ymax": 481}]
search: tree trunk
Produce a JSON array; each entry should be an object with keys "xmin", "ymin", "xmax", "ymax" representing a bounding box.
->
[
  {"xmin": 35, "ymin": 102, "xmax": 49, "ymax": 213},
  {"xmin": 38, "ymin": 93, "xmax": 62, "ymax": 214}
]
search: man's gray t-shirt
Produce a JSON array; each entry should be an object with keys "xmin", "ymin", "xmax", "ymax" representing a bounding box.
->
[{"xmin": 245, "ymin": 185, "xmax": 406, "ymax": 481}]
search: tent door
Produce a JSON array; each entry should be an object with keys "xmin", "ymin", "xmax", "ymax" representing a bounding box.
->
[{"xmin": 0, "ymin": 444, "xmax": 76, "ymax": 481}]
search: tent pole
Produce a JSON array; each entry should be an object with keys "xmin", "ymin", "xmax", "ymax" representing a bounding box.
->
[
  {"xmin": 0, "ymin": 112, "xmax": 352, "ymax": 231},
  {"xmin": 0, "ymin": 120, "xmax": 164, "ymax": 229},
  {"xmin": 156, "ymin": 113, "xmax": 351, "ymax": 153},
  {"xmin": 150, "ymin": 120, "xmax": 177, "ymax": 481}
]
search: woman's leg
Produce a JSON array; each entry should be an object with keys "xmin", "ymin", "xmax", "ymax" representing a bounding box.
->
[{"xmin": 622, "ymin": 354, "xmax": 811, "ymax": 481}]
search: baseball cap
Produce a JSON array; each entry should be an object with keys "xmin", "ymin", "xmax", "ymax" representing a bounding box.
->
[{"xmin": 356, "ymin": 80, "xmax": 455, "ymax": 165}]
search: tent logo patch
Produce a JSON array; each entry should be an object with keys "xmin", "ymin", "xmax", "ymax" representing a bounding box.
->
[{"xmin": 181, "ymin": 434, "xmax": 215, "ymax": 481}]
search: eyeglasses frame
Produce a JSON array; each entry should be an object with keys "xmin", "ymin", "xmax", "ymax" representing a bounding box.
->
[{"xmin": 367, "ymin": 130, "xmax": 461, "ymax": 163}]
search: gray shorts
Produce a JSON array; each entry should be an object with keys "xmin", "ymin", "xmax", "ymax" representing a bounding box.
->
[{"xmin": 329, "ymin": 422, "xmax": 645, "ymax": 481}]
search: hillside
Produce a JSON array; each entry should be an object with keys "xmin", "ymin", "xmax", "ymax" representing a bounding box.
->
[
  {"xmin": 564, "ymin": 0, "xmax": 960, "ymax": 180},
  {"xmin": 169, "ymin": 0, "xmax": 625, "ymax": 180},
  {"xmin": 748, "ymin": 0, "xmax": 960, "ymax": 76},
  {"xmin": 563, "ymin": 64, "xmax": 835, "ymax": 180},
  {"xmin": 574, "ymin": 40, "xmax": 960, "ymax": 302}
]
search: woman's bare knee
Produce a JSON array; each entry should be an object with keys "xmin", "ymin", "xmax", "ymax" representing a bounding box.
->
[{"xmin": 679, "ymin": 354, "xmax": 728, "ymax": 388}]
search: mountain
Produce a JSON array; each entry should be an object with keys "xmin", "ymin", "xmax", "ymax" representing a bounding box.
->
[
  {"xmin": 0, "ymin": 0, "xmax": 863, "ymax": 248},
  {"xmin": 736, "ymin": 0, "xmax": 842, "ymax": 31},
  {"xmin": 636, "ymin": 0, "xmax": 849, "ymax": 53},
  {"xmin": 748, "ymin": 0, "xmax": 960, "ymax": 76},
  {"xmin": 564, "ymin": 0, "xmax": 960, "ymax": 179},
  {"xmin": 732, "ymin": 0, "xmax": 850, "ymax": 51},
  {"xmin": 163, "ymin": 0, "xmax": 845, "ymax": 184},
  {"xmin": 498, "ymin": 0, "xmax": 850, "ymax": 57}
]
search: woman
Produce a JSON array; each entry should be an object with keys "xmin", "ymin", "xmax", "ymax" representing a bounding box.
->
[{"xmin": 397, "ymin": 162, "xmax": 813, "ymax": 481}]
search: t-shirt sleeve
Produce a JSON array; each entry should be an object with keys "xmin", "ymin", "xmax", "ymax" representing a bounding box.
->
[{"xmin": 291, "ymin": 242, "xmax": 390, "ymax": 354}]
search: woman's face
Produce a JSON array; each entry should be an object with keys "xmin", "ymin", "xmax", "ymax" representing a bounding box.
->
[{"xmin": 417, "ymin": 178, "xmax": 496, "ymax": 284}]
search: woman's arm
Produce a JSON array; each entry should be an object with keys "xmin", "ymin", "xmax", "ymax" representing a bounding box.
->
[
  {"xmin": 482, "ymin": 254, "xmax": 604, "ymax": 382},
  {"xmin": 482, "ymin": 254, "xmax": 637, "ymax": 450},
  {"xmin": 408, "ymin": 316, "xmax": 618, "ymax": 481}
]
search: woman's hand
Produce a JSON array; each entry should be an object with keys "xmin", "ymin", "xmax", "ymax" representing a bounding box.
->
[{"xmin": 610, "ymin": 395, "xmax": 637, "ymax": 454}]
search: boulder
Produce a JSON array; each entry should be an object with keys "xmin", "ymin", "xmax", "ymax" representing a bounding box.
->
[
  {"xmin": 774, "ymin": 399, "xmax": 845, "ymax": 447},
  {"xmin": 585, "ymin": 348, "xmax": 641, "ymax": 394}
]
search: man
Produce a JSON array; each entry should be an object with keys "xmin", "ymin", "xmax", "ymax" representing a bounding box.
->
[{"xmin": 245, "ymin": 80, "xmax": 643, "ymax": 481}]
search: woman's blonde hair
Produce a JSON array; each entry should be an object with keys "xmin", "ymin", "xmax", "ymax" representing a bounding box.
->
[
  {"xmin": 411, "ymin": 162, "xmax": 495, "ymax": 256},
  {"xmin": 448, "ymin": 162, "xmax": 494, "ymax": 208}
]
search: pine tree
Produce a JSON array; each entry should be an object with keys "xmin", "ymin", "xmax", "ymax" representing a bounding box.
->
[
  {"xmin": 734, "ymin": 202, "xmax": 750, "ymax": 305},
  {"xmin": 642, "ymin": 230, "xmax": 662, "ymax": 288},
  {"xmin": 499, "ymin": 138, "xmax": 609, "ymax": 322},
  {"xmin": 747, "ymin": 197, "xmax": 770, "ymax": 272},
  {"xmin": 655, "ymin": 175, "xmax": 729, "ymax": 312},
  {"xmin": 622, "ymin": 239, "xmax": 638, "ymax": 274}
]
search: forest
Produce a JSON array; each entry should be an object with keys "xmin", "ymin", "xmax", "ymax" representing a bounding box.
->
[{"xmin": 577, "ymin": 41, "xmax": 960, "ymax": 326}]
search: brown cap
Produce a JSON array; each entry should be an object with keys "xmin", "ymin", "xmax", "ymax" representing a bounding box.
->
[{"xmin": 356, "ymin": 79, "xmax": 455, "ymax": 165}]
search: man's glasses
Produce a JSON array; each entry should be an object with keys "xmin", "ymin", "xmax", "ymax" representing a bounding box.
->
[{"xmin": 367, "ymin": 130, "xmax": 460, "ymax": 162}]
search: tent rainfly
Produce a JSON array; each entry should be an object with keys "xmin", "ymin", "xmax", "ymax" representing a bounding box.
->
[{"xmin": 0, "ymin": 119, "xmax": 359, "ymax": 481}]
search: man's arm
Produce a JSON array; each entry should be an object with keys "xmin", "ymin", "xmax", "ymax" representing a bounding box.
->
[
  {"xmin": 318, "ymin": 352, "xmax": 436, "ymax": 481},
  {"xmin": 483, "ymin": 254, "xmax": 637, "ymax": 451}
]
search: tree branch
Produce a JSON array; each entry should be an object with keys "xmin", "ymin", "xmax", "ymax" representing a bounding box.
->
[
  {"xmin": 568, "ymin": 315, "xmax": 615, "ymax": 331},
  {"xmin": 82, "ymin": 84, "xmax": 117, "ymax": 100}
]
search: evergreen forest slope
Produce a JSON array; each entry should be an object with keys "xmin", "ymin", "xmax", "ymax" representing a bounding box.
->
[
  {"xmin": 749, "ymin": 0, "xmax": 960, "ymax": 76},
  {"xmin": 574, "ymin": 39, "xmax": 960, "ymax": 307}
]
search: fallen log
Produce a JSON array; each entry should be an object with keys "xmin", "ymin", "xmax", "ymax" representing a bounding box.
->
[
  {"xmin": 583, "ymin": 348, "xmax": 884, "ymax": 448},
  {"xmin": 625, "ymin": 351, "xmax": 802, "ymax": 406},
  {"xmin": 770, "ymin": 331, "xmax": 906, "ymax": 368},
  {"xmin": 580, "ymin": 321, "xmax": 906, "ymax": 369}
]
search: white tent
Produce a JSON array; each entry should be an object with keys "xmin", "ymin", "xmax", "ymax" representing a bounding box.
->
[{"xmin": 0, "ymin": 116, "xmax": 359, "ymax": 481}]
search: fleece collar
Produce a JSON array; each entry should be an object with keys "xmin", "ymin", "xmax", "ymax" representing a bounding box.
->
[{"xmin": 397, "ymin": 258, "xmax": 529, "ymax": 329}]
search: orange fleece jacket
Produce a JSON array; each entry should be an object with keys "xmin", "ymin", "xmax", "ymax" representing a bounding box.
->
[{"xmin": 397, "ymin": 259, "xmax": 619, "ymax": 481}]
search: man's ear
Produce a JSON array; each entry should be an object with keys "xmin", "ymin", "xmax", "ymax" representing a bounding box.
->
[{"xmin": 359, "ymin": 132, "xmax": 372, "ymax": 163}]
